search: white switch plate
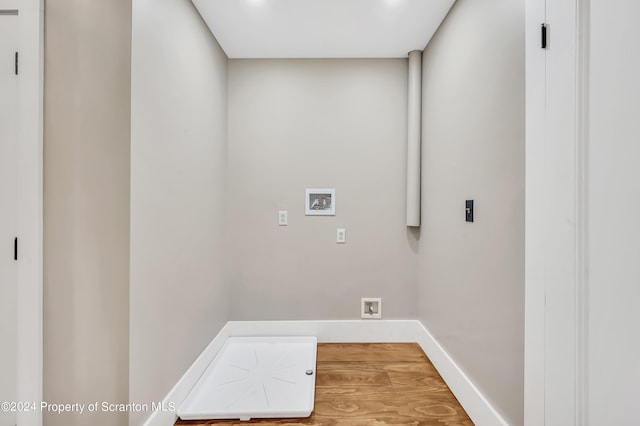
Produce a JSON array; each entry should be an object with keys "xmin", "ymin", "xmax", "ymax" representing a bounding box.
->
[
  {"xmin": 278, "ymin": 211, "xmax": 288, "ymax": 226},
  {"xmin": 336, "ymin": 228, "xmax": 346, "ymax": 243}
]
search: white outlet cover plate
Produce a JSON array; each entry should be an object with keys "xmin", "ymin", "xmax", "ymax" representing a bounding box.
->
[
  {"xmin": 336, "ymin": 228, "xmax": 346, "ymax": 243},
  {"xmin": 278, "ymin": 211, "xmax": 288, "ymax": 226}
]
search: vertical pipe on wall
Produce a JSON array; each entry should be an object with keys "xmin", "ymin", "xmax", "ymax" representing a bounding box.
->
[{"xmin": 406, "ymin": 50, "xmax": 422, "ymax": 227}]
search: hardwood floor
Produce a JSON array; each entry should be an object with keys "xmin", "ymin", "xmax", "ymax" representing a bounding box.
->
[{"xmin": 175, "ymin": 343, "xmax": 473, "ymax": 426}]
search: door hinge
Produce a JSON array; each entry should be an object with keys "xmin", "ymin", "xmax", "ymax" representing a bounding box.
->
[
  {"xmin": 541, "ymin": 24, "xmax": 547, "ymax": 49},
  {"xmin": 14, "ymin": 237, "xmax": 18, "ymax": 261},
  {"xmin": 15, "ymin": 51, "xmax": 18, "ymax": 75}
]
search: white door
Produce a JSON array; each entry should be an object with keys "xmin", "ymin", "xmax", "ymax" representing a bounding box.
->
[
  {"xmin": 0, "ymin": 11, "xmax": 18, "ymax": 426},
  {"xmin": 525, "ymin": 0, "xmax": 581, "ymax": 424},
  {"xmin": 526, "ymin": 1, "xmax": 640, "ymax": 425}
]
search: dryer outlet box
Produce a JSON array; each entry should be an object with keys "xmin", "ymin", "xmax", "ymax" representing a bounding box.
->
[{"xmin": 361, "ymin": 298, "xmax": 382, "ymax": 319}]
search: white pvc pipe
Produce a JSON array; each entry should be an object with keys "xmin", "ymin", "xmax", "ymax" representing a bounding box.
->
[{"xmin": 406, "ymin": 50, "xmax": 422, "ymax": 227}]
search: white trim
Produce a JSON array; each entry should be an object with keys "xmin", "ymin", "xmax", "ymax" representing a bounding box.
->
[
  {"xmin": 142, "ymin": 323, "xmax": 233, "ymax": 426},
  {"xmin": 226, "ymin": 320, "xmax": 419, "ymax": 341},
  {"xmin": 414, "ymin": 322, "xmax": 509, "ymax": 426},
  {"xmin": 574, "ymin": 0, "xmax": 589, "ymax": 423},
  {"xmin": 525, "ymin": 0, "xmax": 588, "ymax": 424},
  {"xmin": 524, "ymin": 2, "xmax": 547, "ymax": 423},
  {"xmin": 143, "ymin": 320, "xmax": 505, "ymax": 426},
  {"xmin": 16, "ymin": 1, "xmax": 44, "ymax": 425}
]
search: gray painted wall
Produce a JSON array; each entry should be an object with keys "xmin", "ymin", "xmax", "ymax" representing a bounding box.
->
[
  {"xmin": 417, "ymin": 0, "xmax": 525, "ymax": 424},
  {"xmin": 227, "ymin": 59, "xmax": 418, "ymax": 320},
  {"xmin": 129, "ymin": 0, "xmax": 229, "ymax": 424},
  {"xmin": 43, "ymin": 0, "xmax": 131, "ymax": 425}
]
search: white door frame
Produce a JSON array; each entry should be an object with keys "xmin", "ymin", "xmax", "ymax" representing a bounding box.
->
[
  {"xmin": 524, "ymin": 0, "xmax": 589, "ymax": 424},
  {"xmin": 16, "ymin": 1, "xmax": 44, "ymax": 425},
  {"xmin": 9, "ymin": 2, "xmax": 593, "ymax": 425}
]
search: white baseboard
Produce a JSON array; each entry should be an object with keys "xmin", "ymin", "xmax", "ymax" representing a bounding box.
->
[
  {"xmin": 413, "ymin": 321, "xmax": 509, "ymax": 426},
  {"xmin": 225, "ymin": 319, "xmax": 421, "ymax": 342},
  {"xmin": 142, "ymin": 322, "xmax": 232, "ymax": 426},
  {"xmin": 142, "ymin": 320, "xmax": 507, "ymax": 426}
]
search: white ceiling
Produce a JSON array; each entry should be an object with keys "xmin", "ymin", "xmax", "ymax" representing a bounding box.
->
[{"xmin": 191, "ymin": 0, "xmax": 456, "ymax": 59}]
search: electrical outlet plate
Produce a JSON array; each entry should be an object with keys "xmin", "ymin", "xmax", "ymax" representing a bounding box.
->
[
  {"xmin": 278, "ymin": 210, "xmax": 288, "ymax": 226},
  {"xmin": 336, "ymin": 228, "xmax": 346, "ymax": 243},
  {"xmin": 361, "ymin": 298, "xmax": 382, "ymax": 319}
]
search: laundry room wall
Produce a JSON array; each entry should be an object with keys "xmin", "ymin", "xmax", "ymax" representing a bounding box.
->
[
  {"xmin": 417, "ymin": 0, "xmax": 526, "ymax": 424},
  {"xmin": 130, "ymin": 0, "xmax": 229, "ymax": 424},
  {"xmin": 227, "ymin": 58, "xmax": 418, "ymax": 321}
]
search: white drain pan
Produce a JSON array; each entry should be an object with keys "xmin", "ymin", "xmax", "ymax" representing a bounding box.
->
[{"xmin": 178, "ymin": 336, "xmax": 317, "ymax": 421}]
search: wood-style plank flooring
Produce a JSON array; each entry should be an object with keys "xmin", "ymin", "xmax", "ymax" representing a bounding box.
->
[{"xmin": 175, "ymin": 343, "xmax": 473, "ymax": 426}]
